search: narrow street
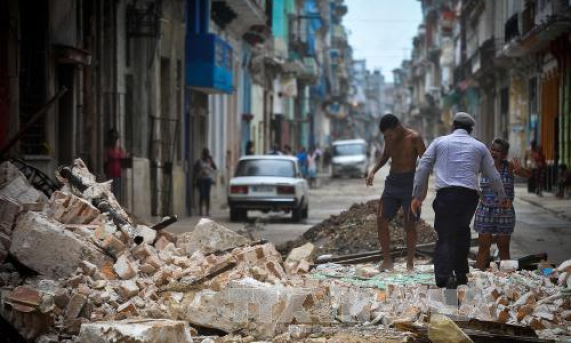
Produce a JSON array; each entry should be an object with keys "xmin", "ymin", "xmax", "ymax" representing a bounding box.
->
[{"xmin": 168, "ymin": 169, "xmax": 571, "ymax": 264}]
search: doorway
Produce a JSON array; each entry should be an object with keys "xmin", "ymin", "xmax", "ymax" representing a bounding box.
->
[{"xmin": 57, "ymin": 64, "xmax": 75, "ymax": 165}]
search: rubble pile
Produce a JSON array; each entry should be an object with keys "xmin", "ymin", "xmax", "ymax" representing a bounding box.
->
[
  {"xmin": 278, "ymin": 200, "xmax": 437, "ymax": 256},
  {"xmin": 0, "ymin": 158, "xmax": 570, "ymax": 343},
  {"xmin": 309, "ymin": 262, "xmax": 571, "ymax": 340}
]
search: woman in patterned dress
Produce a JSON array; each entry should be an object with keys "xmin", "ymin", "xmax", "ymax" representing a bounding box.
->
[{"xmin": 475, "ymin": 138, "xmax": 531, "ymax": 270}]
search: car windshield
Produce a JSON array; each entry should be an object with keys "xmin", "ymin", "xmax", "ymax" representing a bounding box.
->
[
  {"xmin": 333, "ymin": 144, "xmax": 365, "ymax": 156},
  {"xmin": 235, "ymin": 159, "xmax": 296, "ymax": 178}
]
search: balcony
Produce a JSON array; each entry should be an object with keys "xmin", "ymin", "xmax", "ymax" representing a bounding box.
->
[
  {"xmin": 332, "ymin": 24, "xmax": 348, "ymax": 47},
  {"xmin": 297, "ymin": 57, "xmax": 319, "ymax": 82},
  {"xmin": 502, "ymin": 15, "xmax": 571, "ymax": 57},
  {"xmin": 212, "ymin": 0, "xmax": 266, "ymax": 36},
  {"xmin": 186, "ymin": 33, "xmax": 234, "ymax": 94}
]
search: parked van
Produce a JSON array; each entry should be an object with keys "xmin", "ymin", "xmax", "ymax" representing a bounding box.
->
[{"xmin": 331, "ymin": 139, "xmax": 369, "ymax": 178}]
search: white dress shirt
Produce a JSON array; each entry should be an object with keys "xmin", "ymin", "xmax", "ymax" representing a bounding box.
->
[{"xmin": 412, "ymin": 129, "xmax": 507, "ymax": 200}]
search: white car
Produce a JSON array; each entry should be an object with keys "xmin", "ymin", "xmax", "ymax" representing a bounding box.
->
[
  {"xmin": 331, "ymin": 139, "xmax": 369, "ymax": 178},
  {"xmin": 228, "ymin": 155, "xmax": 309, "ymax": 222}
]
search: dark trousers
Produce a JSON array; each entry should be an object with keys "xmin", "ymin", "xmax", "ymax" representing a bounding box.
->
[
  {"xmin": 197, "ymin": 178, "xmax": 213, "ymax": 214},
  {"xmin": 433, "ymin": 187, "xmax": 479, "ymax": 288}
]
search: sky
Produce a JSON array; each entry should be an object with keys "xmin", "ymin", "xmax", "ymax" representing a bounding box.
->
[{"xmin": 343, "ymin": 0, "xmax": 422, "ymax": 83}]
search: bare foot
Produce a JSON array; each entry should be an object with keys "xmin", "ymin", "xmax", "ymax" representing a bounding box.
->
[
  {"xmin": 378, "ymin": 259, "xmax": 394, "ymax": 272},
  {"xmin": 406, "ymin": 262, "xmax": 414, "ymax": 272}
]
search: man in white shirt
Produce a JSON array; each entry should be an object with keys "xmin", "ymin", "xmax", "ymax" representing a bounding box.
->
[{"xmin": 410, "ymin": 112, "xmax": 509, "ymax": 288}]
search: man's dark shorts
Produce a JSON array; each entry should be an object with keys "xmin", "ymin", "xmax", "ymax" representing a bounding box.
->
[{"xmin": 380, "ymin": 171, "xmax": 418, "ymax": 221}]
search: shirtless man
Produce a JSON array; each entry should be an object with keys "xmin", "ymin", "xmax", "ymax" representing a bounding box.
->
[{"xmin": 365, "ymin": 114, "xmax": 426, "ymax": 271}]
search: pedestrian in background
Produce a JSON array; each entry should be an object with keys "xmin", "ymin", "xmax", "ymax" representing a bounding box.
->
[
  {"xmin": 245, "ymin": 141, "xmax": 255, "ymax": 156},
  {"xmin": 556, "ymin": 164, "xmax": 571, "ymax": 199},
  {"xmin": 194, "ymin": 148, "xmax": 217, "ymax": 217},
  {"xmin": 104, "ymin": 128, "xmax": 126, "ymax": 201},
  {"xmin": 267, "ymin": 144, "xmax": 283, "ymax": 155},
  {"xmin": 411, "ymin": 112, "xmax": 509, "ymax": 288},
  {"xmin": 283, "ymin": 144, "xmax": 293, "ymax": 156},
  {"xmin": 297, "ymin": 146, "xmax": 308, "ymax": 178},
  {"xmin": 524, "ymin": 140, "xmax": 546, "ymax": 196},
  {"xmin": 307, "ymin": 147, "xmax": 318, "ymax": 188},
  {"xmin": 474, "ymin": 138, "xmax": 531, "ymax": 270}
]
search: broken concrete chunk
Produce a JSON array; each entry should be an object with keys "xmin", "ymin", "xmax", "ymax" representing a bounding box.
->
[
  {"xmin": 80, "ymin": 261, "xmax": 98, "ymax": 276},
  {"xmin": 6, "ymin": 286, "xmax": 43, "ymax": 312},
  {"xmin": 117, "ymin": 280, "xmax": 140, "ymax": 299},
  {"xmin": 286, "ymin": 243, "xmax": 316, "ymax": 265},
  {"xmin": 0, "ymin": 240, "xmax": 7, "ymax": 264},
  {"xmin": 10, "ymin": 212, "xmax": 112, "ymax": 279},
  {"xmin": 0, "ymin": 162, "xmax": 48, "ymax": 204},
  {"xmin": 44, "ymin": 191, "xmax": 100, "ymax": 225},
  {"xmin": 78, "ymin": 319, "xmax": 194, "ymax": 343},
  {"xmin": 132, "ymin": 243, "xmax": 156, "ymax": 261},
  {"xmin": 428, "ymin": 313, "xmax": 474, "ymax": 343},
  {"xmin": 139, "ymin": 263, "xmax": 157, "ymax": 274},
  {"xmin": 0, "ymin": 195, "xmax": 23, "ymax": 235},
  {"xmin": 117, "ymin": 301, "xmax": 138, "ymax": 315},
  {"xmin": 177, "ymin": 218, "xmax": 249, "ymax": 256},
  {"xmin": 114, "ymin": 255, "xmax": 137, "ymax": 280},
  {"xmin": 499, "ymin": 260, "xmax": 518, "ymax": 272},
  {"xmin": 99, "ymin": 233, "xmax": 128, "ymax": 258},
  {"xmin": 54, "ymin": 288, "xmax": 71, "ymax": 309},
  {"xmin": 92, "ymin": 280, "xmax": 107, "ymax": 289},
  {"xmin": 64, "ymin": 318, "xmax": 88, "ymax": 335},
  {"xmin": 154, "ymin": 235, "xmax": 171, "ymax": 251},
  {"xmin": 135, "ymin": 225, "xmax": 157, "ymax": 245},
  {"xmin": 65, "ymin": 294, "xmax": 88, "ymax": 319}
]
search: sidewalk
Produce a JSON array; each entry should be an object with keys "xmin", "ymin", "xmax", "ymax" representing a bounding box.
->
[{"xmin": 516, "ymin": 184, "xmax": 571, "ymax": 221}]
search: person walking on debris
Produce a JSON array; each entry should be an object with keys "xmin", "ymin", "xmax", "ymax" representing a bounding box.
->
[
  {"xmin": 474, "ymin": 138, "xmax": 531, "ymax": 270},
  {"xmin": 366, "ymin": 114, "xmax": 426, "ymax": 271},
  {"xmin": 411, "ymin": 112, "xmax": 509, "ymax": 288},
  {"xmin": 104, "ymin": 128, "xmax": 127, "ymax": 201},
  {"xmin": 194, "ymin": 148, "xmax": 217, "ymax": 217}
]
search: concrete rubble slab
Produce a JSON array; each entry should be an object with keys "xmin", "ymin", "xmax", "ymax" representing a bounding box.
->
[
  {"xmin": 9, "ymin": 211, "xmax": 113, "ymax": 279},
  {"xmin": 78, "ymin": 319, "xmax": 193, "ymax": 343},
  {"xmin": 0, "ymin": 161, "xmax": 48, "ymax": 205},
  {"xmin": 0, "ymin": 195, "xmax": 22, "ymax": 235},
  {"xmin": 177, "ymin": 218, "xmax": 250, "ymax": 256},
  {"xmin": 180, "ymin": 278, "xmax": 333, "ymax": 338}
]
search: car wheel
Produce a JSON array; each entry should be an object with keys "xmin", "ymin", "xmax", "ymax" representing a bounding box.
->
[
  {"xmin": 302, "ymin": 204, "xmax": 309, "ymax": 219},
  {"xmin": 292, "ymin": 207, "xmax": 303, "ymax": 222}
]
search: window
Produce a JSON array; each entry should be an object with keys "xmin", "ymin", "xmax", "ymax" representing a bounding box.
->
[
  {"xmin": 333, "ymin": 143, "xmax": 366, "ymax": 156},
  {"xmin": 235, "ymin": 159, "xmax": 296, "ymax": 178}
]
